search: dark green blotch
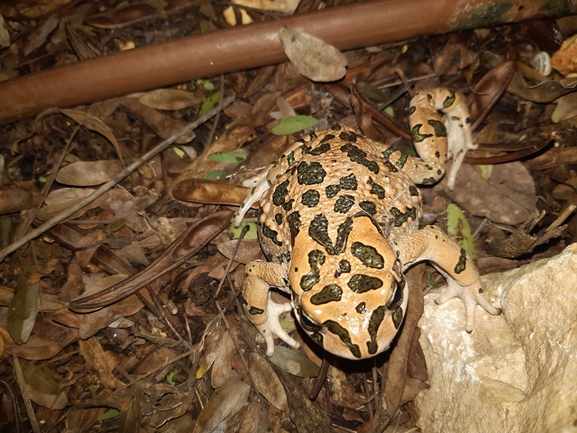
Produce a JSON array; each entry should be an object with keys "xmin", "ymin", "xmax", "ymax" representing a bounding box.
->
[
  {"xmin": 368, "ymin": 178, "xmax": 385, "ymax": 199},
  {"xmin": 367, "ymin": 305, "xmax": 387, "ymax": 354},
  {"xmin": 309, "ymin": 214, "xmax": 353, "ymax": 255},
  {"xmin": 274, "ymin": 213, "xmax": 283, "ymax": 225},
  {"xmin": 320, "ymin": 134, "xmax": 335, "ymax": 143},
  {"xmin": 411, "ymin": 124, "xmax": 433, "ymax": 143},
  {"xmin": 323, "ymin": 320, "xmax": 361, "ymax": 359},
  {"xmin": 428, "ymin": 119, "xmax": 447, "ymax": 137},
  {"xmin": 443, "ymin": 90, "xmax": 456, "ymax": 108},
  {"xmin": 261, "ymin": 223, "xmax": 282, "ymax": 246},
  {"xmin": 311, "ymin": 284, "xmax": 343, "ymax": 305},
  {"xmin": 248, "ymin": 306, "xmax": 264, "ymax": 316},
  {"xmin": 339, "ymin": 131, "xmax": 358, "ymax": 143},
  {"xmin": 325, "ymin": 184, "xmax": 340, "ymax": 199},
  {"xmin": 300, "ymin": 249, "xmax": 325, "ymax": 291},
  {"xmin": 331, "ymin": 124, "xmax": 342, "ymax": 131},
  {"xmin": 287, "ymin": 211, "xmax": 301, "ymax": 247},
  {"xmin": 359, "ymin": 201, "xmax": 377, "ymax": 216},
  {"xmin": 422, "ymin": 177, "xmax": 437, "ymax": 185},
  {"xmin": 309, "ymin": 142, "xmax": 330, "ymax": 156},
  {"xmin": 282, "ymin": 199, "xmax": 294, "ymax": 212},
  {"xmin": 408, "ymin": 105, "xmax": 416, "ymax": 115},
  {"xmin": 351, "ymin": 241, "xmax": 384, "ymax": 269},
  {"xmin": 381, "ymin": 147, "xmax": 396, "ymax": 159},
  {"xmin": 339, "ymin": 173, "xmax": 358, "ymax": 190},
  {"xmin": 297, "ymin": 161, "xmax": 326, "ymax": 185},
  {"xmin": 384, "ymin": 160, "xmax": 398, "ymax": 173},
  {"xmin": 454, "ymin": 247, "xmax": 467, "ymax": 274},
  {"xmin": 287, "ymin": 151, "xmax": 295, "ymax": 166},
  {"xmin": 390, "ymin": 206, "xmax": 416, "ymax": 227},
  {"xmin": 409, "ymin": 185, "xmax": 419, "ymax": 196},
  {"xmin": 334, "ymin": 259, "xmax": 351, "ymax": 278},
  {"xmin": 341, "ymin": 143, "xmax": 379, "ymax": 174},
  {"xmin": 356, "ymin": 302, "xmax": 367, "ymax": 314},
  {"xmin": 272, "ymin": 179, "xmax": 289, "ymax": 206},
  {"xmin": 348, "ymin": 274, "xmax": 383, "ymax": 293},
  {"xmin": 311, "ymin": 332, "xmax": 323, "ymax": 347},
  {"xmin": 392, "ymin": 307, "xmax": 404, "ymax": 329},
  {"xmin": 301, "ymin": 189, "xmax": 320, "ymax": 207},
  {"xmin": 396, "ymin": 152, "xmax": 408, "ymax": 168},
  {"xmin": 334, "ymin": 194, "xmax": 355, "ymax": 213}
]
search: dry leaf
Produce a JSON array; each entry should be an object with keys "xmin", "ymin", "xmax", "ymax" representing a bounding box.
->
[
  {"xmin": 193, "ymin": 375, "xmax": 251, "ymax": 433},
  {"xmin": 138, "ymin": 89, "xmax": 203, "ymax": 110},
  {"xmin": 7, "ymin": 266, "xmax": 40, "ymax": 344},
  {"xmin": 18, "ymin": 358, "xmax": 68, "ymax": 410},
  {"xmin": 56, "ymin": 160, "xmax": 122, "ymax": 186},
  {"xmin": 278, "ymin": 27, "xmax": 347, "ymax": 82},
  {"xmin": 249, "ymin": 352, "xmax": 288, "ymax": 411}
]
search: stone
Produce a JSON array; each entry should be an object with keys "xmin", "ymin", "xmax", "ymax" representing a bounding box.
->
[{"xmin": 414, "ymin": 243, "xmax": 577, "ymax": 433}]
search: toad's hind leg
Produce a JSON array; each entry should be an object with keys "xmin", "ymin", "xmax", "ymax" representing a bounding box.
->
[
  {"xmin": 242, "ymin": 261, "xmax": 301, "ymax": 356},
  {"xmin": 395, "ymin": 225, "xmax": 501, "ymax": 331}
]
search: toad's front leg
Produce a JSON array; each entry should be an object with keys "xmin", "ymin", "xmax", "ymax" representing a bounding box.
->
[
  {"xmin": 242, "ymin": 261, "xmax": 301, "ymax": 356},
  {"xmin": 395, "ymin": 226, "xmax": 501, "ymax": 331}
]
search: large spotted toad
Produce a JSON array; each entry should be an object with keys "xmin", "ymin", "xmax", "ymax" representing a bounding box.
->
[{"xmin": 234, "ymin": 88, "xmax": 501, "ymax": 360}]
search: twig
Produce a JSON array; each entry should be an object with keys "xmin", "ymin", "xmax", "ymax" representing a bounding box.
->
[
  {"xmin": 12, "ymin": 355, "xmax": 41, "ymax": 433},
  {"xmin": 0, "ymin": 96, "xmax": 234, "ymax": 262}
]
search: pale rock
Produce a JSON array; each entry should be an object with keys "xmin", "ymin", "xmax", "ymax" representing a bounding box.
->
[{"xmin": 415, "ymin": 244, "xmax": 577, "ymax": 433}]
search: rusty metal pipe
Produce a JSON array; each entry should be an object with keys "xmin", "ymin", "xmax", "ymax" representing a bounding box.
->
[{"xmin": 0, "ymin": 0, "xmax": 574, "ymax": 124}]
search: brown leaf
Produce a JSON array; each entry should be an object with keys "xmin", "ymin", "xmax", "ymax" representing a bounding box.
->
[
  {"xmin": 7, "ymin": 266, "xmax": 40, "ymax": 344},
  {"xmin": 118, "ymin": 397, "xmax": 141, "ymax": 433},
  {"xmin": 278, "ymin": 27, "xmax": 347, "ymax": 82},
  {"xmin": 18, "ymin": 358, "xmax": 68, "ymax": 410},
  {"xmin": 173, "ymin": 179, "xmax": 250, "ymax": 206},
  {"xmin": 217, "ymin": 239, "xmax": 261, "ymax": 265},
  {"xmin": 249, "ymin": 352, "xmax": 288, "ymax": 411},
  {"xmin": 79, "ymin": 337, "xmax": 126, "ymax": 389},
  {"xmin": 268, "ymin": 345, "xmax": 320, "ymax": 378},
  {"xmin": 466, "ymin": 61, "xmax": 515, "ymax": 131},
  {"xmin": 193, "ymin": 375, "xmax": 251, "ymax": 433},
  {"xmin": 138, "ymin": 89, "xmax": 203, "ymax": 110},
  {"xmin": 442, "ymin": 162, "xmax": 537, "ymax": 225},
  {"xmin": 56, "ymin": 160, "xmax": 122, "ymax": 186},
  {"xmin": 0, "ymin": 187, "xmax": 41, "ymax": 214}
]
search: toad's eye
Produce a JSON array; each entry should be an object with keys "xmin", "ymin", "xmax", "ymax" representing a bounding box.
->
[
  {"xmin": 299, "ymin": 308, "xmax": 322, "ymax": 332},
  {"xmin": 387, "ymin": 276, "xmax": 405, "ymax": 309}
]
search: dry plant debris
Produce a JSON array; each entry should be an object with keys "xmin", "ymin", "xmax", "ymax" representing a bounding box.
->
[{"xmin": 0, "ymin": 1, "xmax": 577, "ymax": 432}]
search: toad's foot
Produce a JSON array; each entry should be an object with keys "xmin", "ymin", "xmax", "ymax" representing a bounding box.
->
[
  {"xmin": 435, "ymin": 278, "xmax": 502, "ymax": 332},
  {"xmin": 253, "ymin": 298, "xmax": 301, "ymax": 357}
]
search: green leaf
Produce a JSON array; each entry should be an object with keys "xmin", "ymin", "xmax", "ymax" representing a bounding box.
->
[
  {"xmin": 98, "ymin": 409, "xmax": 120, "ymax": 421},
  {"xmin": 446, "ymin": 203, "xmax": 477, "ymax": 259},
  {"xmin": 383, "ymin": 106, "xmax": 394, "ymax": 117},
  {"xmin": 228, "ymin": 222, "xmax": 258, "ymax": 240},
  {"xmin": 166, "ymin": 369, "xmax": 179, "ymax": 385},
  {"xmin": 173, "ymin": 146, "xmax": 185, "ymax": 158},
  {"xmin": 271, "ymin": 115, "xmax": 317, "ymax": 135},
  {"xmin": 477, "ymin": 164, "xmax": 493, "ymax": 180},
  {"xmin": 198, "ymin": 91, "xmax": 221, "ymax": 116},
  {"xmin": 203, "ymin": 81, "xmax": 215, "ymax": 91},
  {"xmin": 204, "ymin": 170, "xmax": 228, "ymax": 180},
  {"xmin": 207, "ymin": 151, "xmax": 246, "ymax": 163}
]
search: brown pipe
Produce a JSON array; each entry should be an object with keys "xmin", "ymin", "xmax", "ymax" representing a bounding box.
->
[{"xmin": 0, "ymin": 0, "xmax": 573, "ymax": 124}]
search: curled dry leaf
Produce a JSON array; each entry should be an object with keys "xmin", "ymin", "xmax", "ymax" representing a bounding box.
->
[
  {"xmin": 507, "ymin": 71, "xmax": 577, "ymax": 103},
  {"xmin": 551, "ymin": 33, "xmax": 577, "ymax": 76},
  {"xmin": 173, "ymin": 179, "xmax": 251, "ymax": 206},
  {"xmin": 56, "ymin": 160, "xmax": 122, "ymax": 186},
  {"xmin": 551, "ymin": 92, "xmax": 577, "ymax": 123},
  {"xmin": 138, "ymin": 88, "xmax": 204, "ymax": 110},
  {"xmin": 466, "ymin": 61, "xmax": 514, "ymax": 131},
  {"xmin": 79, "ymin": 337, "xmax": 126, "ymax": 389},
  {"xmin": 278, "ymin": 27, "xmax": 347, "ymax": 82},
  {"xmin": 248, "ymin": 352, "xmax": 288, "ymax": 411},
  {"xmin": 192, "ymin": 375, "xmax": 251, "ymax": 433}
]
